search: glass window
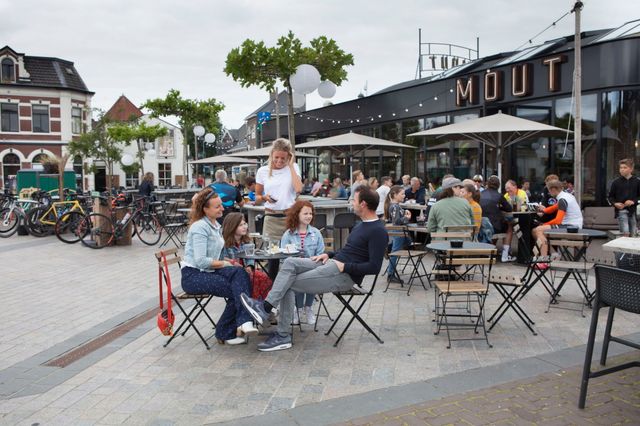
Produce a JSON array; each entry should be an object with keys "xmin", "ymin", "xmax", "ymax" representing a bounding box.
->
[
  {"xmin": 1, "ymin": 103, "xmax": 18, "ymax": 132},
  {"xmin": 512, "ymin": 104, "xmax": 552, "ymax": 200},
  {"xmin": 32, "ymin": 105, "xmax": 49, "ymax": 133},
  {"xmin": 72, "ymin": 107, "xmax": 82, "ymax": 134},
  {"xmin": 451, "ymin": 113, "xmax": 480, "ymax": 180},
  {"xmin": 158, "ymin": 163, "xmax": 172, "ymax": 187},
  {"xmin": 1, "ymin": 58, "xmax": 14, "ymax": 83},
  {"xmin": 32, "ymin": 153, "xmax": 49, "ymax": 164},
  {"xmin": 401, "ymin": 119, "xmax": 422, "ymax": 178},
  {"xmin": 422, "ymin": 115, "xmax": 450, "ymax": 184},
  {"xmin": 602, "ymin": 90, "xmax": 640, "ymax": 198},
  {"xmin": 554, "ymin": 94, "xmax": 598, "ymax": 205},
  {"xmin": 125, "ymin": 173, "xmax": 139, "ymax": 188},
  {"xmin": 2, "ymin": 153, "xmax": 20, "ymax": 192}
]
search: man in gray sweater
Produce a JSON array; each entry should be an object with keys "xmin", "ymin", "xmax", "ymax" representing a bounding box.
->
[{"xmin": 427, "ymin": 177, "xmax": 474, "ymax": 233}]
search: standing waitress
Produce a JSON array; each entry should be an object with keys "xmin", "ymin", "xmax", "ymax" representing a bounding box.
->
[{"xmin": 255, "ymin": 138, "xmax": 303, "ymax": 241}]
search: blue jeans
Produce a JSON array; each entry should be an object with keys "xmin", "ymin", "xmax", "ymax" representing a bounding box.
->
[
  {"xmin": 478, "ymin": 217, "xmax": 494, "ymax": 243},
  {"xmin": 618, "ymin": 209, "xmax": 637, "ymax": 236},
  {"xmin": 387, "ymin": 236, "xmax": 411, "ymax": 276},
  {"xmin": 181, "ymin": 266, "xmax": 253, "ymax": 341},
  {"xmin": 295, "ymin": 292, "xmax": 315, "ymax": 308}
]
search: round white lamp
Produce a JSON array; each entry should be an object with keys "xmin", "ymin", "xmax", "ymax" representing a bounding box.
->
[
  {"xmin": 292, "ymin": 92, "xmax": 306, "ymax": 108},
  {"xmin": 121, "ymin": 153, "xmax": 135, "ymax": 166},
  {"xmin": 318, "ymin": 80, "xmax": 337, "ymax": 98},
  {"xmin": 204, "ymin": 133, "xmax": 216, "ymax": 145},
  {"xmin": 289, "ymin": 64, "xmax": 321, "ymax": 95}
]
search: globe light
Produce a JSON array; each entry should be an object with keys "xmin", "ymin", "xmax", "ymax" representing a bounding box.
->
[
  {"xmin": 292, "ymin": 92, "xmax": 306, "ymax": 108},
  {"xmin": 147, "ymin": 149, "xmax": 156, "ymax": 157},
  {"xmin": 193, "ymin": 125, "xmax": 205, "ymax": 137},
  {"xmin": 144, "ymin": 142, "xmax": 153, "ymax": 150},
  {"xmin": 289, "ymin": 64, "xmax": 321, "ymax": 95},
  {"xmin": 121, "ymin": 153, "xmax": 134, "ymax": 166},
  {"xmin": 204, "ymin": 133, "xmax": 216, "ymax": 144},
  {"xmin": 317, "ymin": 80, "xmax": 337, "ymax": 98}
]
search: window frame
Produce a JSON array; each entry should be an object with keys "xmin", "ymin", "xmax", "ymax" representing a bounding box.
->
[
  {"xmin": 0, "ymin": 103, "xmax": 19, "ymax": 132},
  {"xmin": 125, "ymin": 172, "xmax": 139, "ymax": 188},
  {"xmin": 1, "ymin": 58, "xmax": 15, "ymax": 83},
  {"xmin": 158, "ymin": 163, "xmax": 172, "ymax": 187},
  {"xmin": 32, "ymin": 104, "xmax": 50, "ymax": 133},
  {"xmin": 71, "ymin": 107, "xmax": 82, "ymax": 134}
]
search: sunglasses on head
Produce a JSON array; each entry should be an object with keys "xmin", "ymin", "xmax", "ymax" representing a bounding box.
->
[{"xmin": 204, "ymin": 190, "xmax": 217, "ymax": 201}]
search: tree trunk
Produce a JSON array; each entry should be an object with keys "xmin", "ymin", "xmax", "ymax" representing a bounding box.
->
[
  {"xmin": 57, "ymin": 153, "xmax": 70, "ymax": 196},
  {"xmin": 183, "ymin": 130, "xmax": 189, "ymax": 187},
  {"xmin": 285, "ymin": 82, "xmax": 295, "ymax": 146},
  {"xmin": 137, "ymin": 139, "xmax": 145, "ymax": 176}
]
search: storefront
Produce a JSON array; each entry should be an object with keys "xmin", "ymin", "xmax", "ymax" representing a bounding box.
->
[{"xmin": 261, "ymin": 21, "xmax": 640, "ymax": 206}]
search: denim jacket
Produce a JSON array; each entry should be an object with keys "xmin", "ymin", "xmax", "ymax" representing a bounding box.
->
[
  {"xmin": 280, "ymin": 225, "xmax": 325, "ymax": 258},
  {"xmin": 183, "ymin": 217, "xmax": 224, "ymax": 271},
  {"xmin": 221, "ymin": 243, "xmax": 255, "ymax": 267}
]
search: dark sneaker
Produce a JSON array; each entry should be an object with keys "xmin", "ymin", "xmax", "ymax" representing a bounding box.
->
[
  {"xmin": 240, "ymin": 293, "xmax": 269, "ymax": 325},
  {"xmin": 257, "ymin": 333, "xmax": 292, "ymax": 352}
]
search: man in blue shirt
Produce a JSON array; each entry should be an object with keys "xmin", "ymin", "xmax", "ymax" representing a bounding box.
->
[
  {"xmin": 241, "ymin": 186, "xmax": 388, "ymax": 352},
  {"xmin": 210, "ymin": 169, "xmax": 244, "ymax": 224}
]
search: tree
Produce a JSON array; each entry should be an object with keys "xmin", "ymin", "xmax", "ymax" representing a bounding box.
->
[
  {"xmin": 142, "ymin": 90, "xmax": 224, "ymax": 182},
  {"xmin": 224, "ymin": 31, "xmax": 354, "ymax": 145},
  {"xmin": 68, "ymin": 110, "xmax": 128, "ymax": 191},
  {"xmin": 108, "ymin": 121, "xmax": 167, "ymax": 175}
]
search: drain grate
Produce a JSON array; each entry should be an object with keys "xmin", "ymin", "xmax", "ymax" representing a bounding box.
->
[{"xmin": 44, "ymin": 308, "xmax": 157, "ymax": 368}]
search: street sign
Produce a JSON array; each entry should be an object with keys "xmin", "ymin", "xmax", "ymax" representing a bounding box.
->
[{"xmin": 257, "ymin": 111, "xmax": 271, "ymax": 130}]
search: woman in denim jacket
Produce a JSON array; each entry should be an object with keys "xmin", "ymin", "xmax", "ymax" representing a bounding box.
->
[
  {"xmin": 384, "ymin": 185, "xmax": 412, "ymax": 284},
  {"xmin": 280, "ymin": 200, "xmax": 325, "ymax": 325},
  {"xmin": 182, "ymin": 188, "xmax": 257, "ymax": 345}
]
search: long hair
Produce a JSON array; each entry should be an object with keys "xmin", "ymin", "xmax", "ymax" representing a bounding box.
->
[
  {"xmin": 222, "ymin": 212, "xmax": 250, "ymax": 248},
  {"xmin": 142, "ymin": 172, "xmax": 154, "ymax": 183},
  {"xmin": 268, "ymin": 138, "xmax": 294, "ymax": 177},
  {"xmin": 189, "ymin": 187, "xmax": 219, "ymax": 225},
  {"xmin": 285, "ymin": 200, "xmax": 314, "ymax": 232},
  {"xmin": 384, "ymin": 185, "xmax": 404, "ymax": 221}
]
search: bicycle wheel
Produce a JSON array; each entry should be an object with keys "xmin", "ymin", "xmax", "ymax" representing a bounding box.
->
[
  {"xmin": 26, "ymin": 206, "xmax": 55, "ymax": 237},
  {"xmin": 0, "ymin": 208, "xmax": 20, "ymax": 237},
  {"xmin": 55, "ymin": 211, "xmax": 87, "ymax": 244},
  {"xmin": 80, "ymin": 213, "xmax": 114, "ymax": 249},
  {"xmin": 134, "ymin": 213, "xmax": 162, "ymax": 245}
]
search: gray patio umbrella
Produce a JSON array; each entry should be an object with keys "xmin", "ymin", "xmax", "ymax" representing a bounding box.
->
[
  {"xmin": 294, "ymin": 132, "xmax": 416, "ymax": 177},
  {"xmin": 227, "ymin": 146, "xmax": 317, "ymax": 158},
  {"xmin": 408, "ymin": 111, "xmax": 572, "ymax": 182}
]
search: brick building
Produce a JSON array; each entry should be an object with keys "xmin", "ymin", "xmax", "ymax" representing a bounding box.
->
[{"xmin": 0, "ymin": 45, "xmax": 93, "ymax": 191}]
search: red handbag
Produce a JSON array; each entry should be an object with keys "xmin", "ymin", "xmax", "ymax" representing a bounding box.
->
[
  {"xmin": 250, "ymin": 269, "xmax": 273, "ymax": 300},
  {"xmin": 157, "ymin": 253, "xmax": 175, "ymax": 336}
]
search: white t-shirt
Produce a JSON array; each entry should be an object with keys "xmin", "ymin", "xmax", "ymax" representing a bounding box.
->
[
  {"xmin": 376, "ymin": 185, "xmax": 390, "ymax": 215},
  {"xmin": 256, "ymin": 163, "xmax": 301, "ymax": 211}
]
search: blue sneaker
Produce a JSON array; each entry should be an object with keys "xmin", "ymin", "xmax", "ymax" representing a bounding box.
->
[
  {"xmin": 257, "ymin": 332, "xmax": 292, "ymax": 352},
  {"xmin": 240, "ymin": 293, "xmax": 269, "ymax": 325}
]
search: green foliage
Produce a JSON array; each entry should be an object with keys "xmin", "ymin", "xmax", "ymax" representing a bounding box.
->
[
  {"xmin": 121, "ymin": 162, "xmax": 140, "ymax": 176},
  {"xmin": 224, "ymin": 31, "xmax": 353, "ymax": 143},
  {"xmin": 224, "ymin": 31, "xmax": 354, "ymax": 92},
  {"xmin": 142, "ymin": 89, "xmax": 224, "ymax": 149}
]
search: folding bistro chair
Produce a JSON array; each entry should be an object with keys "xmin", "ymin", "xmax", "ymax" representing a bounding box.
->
[
  {"xmin": 313, "ymin": 235, "xmax": 336, "ymax": 332},
  {"xmin": 546, "ymin": 232, "xmax": 594, "ymax": 315},
  {"xmin": 324, "ymin": 274, "xmax": 384, "ymax": 347},
  {"xmin": 327, "ymin": 212, "xmax": 357, "ymax": 249},
  {"xmin": 433, "ymin": 248, "xmax": 497, "ymax": 348},
  {"xmin": 384, "ymin": 224, "xmax": 429, "ymax": 295},
  {"xmin": 516, "ymin": 224, "xmax": 555, "ymax": 300},
  {"xmin": 155, "ymin": 248, "xmax": 217, "ymax": 349},
  {"xmin": 156, "ymin": 204, "xmax": 188, "ymax": 248},
  {"xmin": 578, "ymin": 265, "xmax": 640, "ymax": 408},
  {"xmin": 444, "ymin": 224, "xmax": 477, "ymax": 241}
]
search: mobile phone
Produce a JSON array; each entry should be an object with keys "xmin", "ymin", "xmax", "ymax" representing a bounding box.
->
[{"xmin": 270, "ymin": 196, "xmax": 278, "ymax": 202}]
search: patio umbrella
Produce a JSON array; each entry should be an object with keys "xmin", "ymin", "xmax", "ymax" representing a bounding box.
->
[
  {"xmin": 227, "ymin": 146, "xmax": 317, "ymax": 158},
  {"xmin": 408, "ymin": 111, "xmax": 572, "ymax": 182},
  {"xmin": 294, "ymin": 132, "xmax": 416, "ymax": 177},
  {"xmin": 189, "ymin": 155, "xmax": 258, "ymax": 165}
]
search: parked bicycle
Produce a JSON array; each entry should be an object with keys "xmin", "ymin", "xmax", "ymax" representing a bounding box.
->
[
  {"xmin": 26, "ymin": 189, "xmax": 90, "ymax": 238},
  {"xmin": 0, "ymin": 193, "xmax": 41, "ymax": 237},
  {"xmin": 81, "ymin": 196, "xmax": 162, "ymax": 249}
]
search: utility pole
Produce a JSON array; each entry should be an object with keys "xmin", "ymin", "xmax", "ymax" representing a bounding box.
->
[
  {"xmin": 573, "ymin": 0, "xmax": 583, "ymax": 206},
  {"xmin": 274, "ymin": 87, "xmax": 280, "ymax": 139}
]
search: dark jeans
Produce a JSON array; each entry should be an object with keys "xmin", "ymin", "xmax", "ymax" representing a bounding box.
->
[{"xmin": 181, "ymin": 266, "xmax": 253, "ymax": 341}]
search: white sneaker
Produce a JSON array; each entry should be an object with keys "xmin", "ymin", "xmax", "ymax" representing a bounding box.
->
[
  {"xmin": 292, "ymin": 308, "xmax": 302, "ymax": 325},
  {"xmin": 305, "ymin": 306, "xmax": 316, "ymax": 325},
  {"xmin": 238, "ymin": 321, "xmax": 258, "ymax": 336},
  {"xmin": 501, "ymin": 255, "xmax": 516, "ymax": 262},
  {"xmin": 225, "ymin": 337, "xmax": 247, "ymax": 345}
]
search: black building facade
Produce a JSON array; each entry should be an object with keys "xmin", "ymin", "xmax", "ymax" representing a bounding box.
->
[{"xmin": 260, "ymin": 21, "xmax": 640, "ymax": 206}]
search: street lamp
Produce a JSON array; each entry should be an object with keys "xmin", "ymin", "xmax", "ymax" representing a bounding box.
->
[{"xmin": 193, "ymin": 125, "xmax": 205, "ymax": 176}]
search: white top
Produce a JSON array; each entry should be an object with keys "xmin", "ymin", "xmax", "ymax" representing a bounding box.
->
[
  {"xmin": 256, "ymin": 163, "xmax": 301, "ymax": 211},
  {"xmin": 376, "ymin": 185, "xmax": 390, "ymax": 215},
  {"xmin": 556, "ymin": 191, "xmax": 583, "ymax": 228}
]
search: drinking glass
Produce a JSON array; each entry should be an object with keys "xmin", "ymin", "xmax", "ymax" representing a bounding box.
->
[{"xmin": 244, "ymin": 243, "xmax": 255, "ymax": 256}]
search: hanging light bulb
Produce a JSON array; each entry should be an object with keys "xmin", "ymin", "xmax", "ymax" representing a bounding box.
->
[
  {"xmin": 404, "ymin": 108, "xmax": 409, "ymax": 112},
  {"xmin": 419, "ymin": 103, "xmax": 423, "ymax": 107},
  {"xmin": 434, "ymin": 96, "xmax": 438, "ymax": 101},
  {"xmin": 449, "ymin": 88, "xmax": 454, "ymax": 93},
  {"xmin": 378, "ymin": 114, "xmax": 382, "ymax": 118},
  {"xmin": 392, "ymin": 113, "xmax": 396, "ymax": 116},
  {"xmin": 356, "ymin": 119, "xmax": 360, "ymax": 123},
  {"xmin": 370, "ymin": 118, "xmax": 374, "ymax": 121}
]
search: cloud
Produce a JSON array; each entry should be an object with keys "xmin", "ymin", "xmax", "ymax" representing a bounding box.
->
[{"xmin": 3, "ymin": 0, "xmax": 636, "ymax": 129}]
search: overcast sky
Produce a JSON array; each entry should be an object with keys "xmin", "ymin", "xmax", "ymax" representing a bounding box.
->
[{"xmin": 1, "ymin": 0, "xmax": 637, "ymax": 130}]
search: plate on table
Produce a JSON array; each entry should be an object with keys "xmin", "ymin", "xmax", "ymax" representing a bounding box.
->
[{"xmin": 280, "ymin": 248, "xmax": 299, "ymax": 254}]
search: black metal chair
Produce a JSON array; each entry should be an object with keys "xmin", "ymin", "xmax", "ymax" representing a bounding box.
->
[
  {"xmin": 578, "ymin": 265, "xmax": 640, "ymax": 408},
  {"xmin": 155, "ymin": 248, "xmax": 217, "ymax": 350},
  {"xmin": 324, "ymin": 274, "xmax": 384, "ymax": 347},
  {"xmin": 327, "ymin": 212, "xmax": 357, "ymax": 249}
]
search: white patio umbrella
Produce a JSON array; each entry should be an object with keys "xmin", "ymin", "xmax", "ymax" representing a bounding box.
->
[
  {"xmin": 294, "ymin": 132, "xmax": 416, "ymax": 177},
  {"xmin": 189, "ymin": 155, "xmax": 258, "ymax": 165},
  {"xmin": 408, "ymin": 111, "xmax": 572, "ymax": 182}
]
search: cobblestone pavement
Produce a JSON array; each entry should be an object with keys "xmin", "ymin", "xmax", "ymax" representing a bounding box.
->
[
  {"xmin": 339, "ymin": 353, "xmax": 640, "ymax": 425},
  {"xmin": 0, "ymin": 234, "xmax": 638, "ymax": 424}
]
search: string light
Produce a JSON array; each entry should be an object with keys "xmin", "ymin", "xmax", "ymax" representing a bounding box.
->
[{"xmin": 291, "ymin": 84, "xmax": 456, "ymax": 124}]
